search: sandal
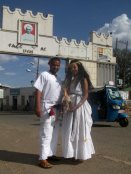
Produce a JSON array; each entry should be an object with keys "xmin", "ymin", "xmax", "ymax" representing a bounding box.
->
[{"xmin": 38, "ymin": 160, "xmax": 53, "ymax": 169}]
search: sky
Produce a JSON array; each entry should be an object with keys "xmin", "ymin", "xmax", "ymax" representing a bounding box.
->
[{"xmin": 0, "ymin": 0, "xmax": 131, "ymax": 87}]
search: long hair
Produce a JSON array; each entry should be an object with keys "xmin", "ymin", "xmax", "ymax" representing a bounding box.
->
[{"xmin": 64, "ymin": 59, "xmax": 93, "ymax": 90}]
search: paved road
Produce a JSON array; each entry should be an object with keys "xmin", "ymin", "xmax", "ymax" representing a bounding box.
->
[{"xmin": 0, "ymin": 112, "xmax": 131, "ymax": 174}]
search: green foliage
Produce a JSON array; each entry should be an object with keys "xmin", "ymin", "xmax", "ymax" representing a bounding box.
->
[{"xmin": 114, "ymin": 48, "xmax": 131, "ymax": 88}]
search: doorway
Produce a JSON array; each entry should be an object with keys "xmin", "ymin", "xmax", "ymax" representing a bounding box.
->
[{"xmin": 12, "ymin": 96, "xmax": 17, "ymax": 110}]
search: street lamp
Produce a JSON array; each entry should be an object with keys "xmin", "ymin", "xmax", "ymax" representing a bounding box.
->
[
  {"xmin": 26, "ymin": 57, "xmax": 40, "ymax": 79},
  {"xmin": 26, "ymin": 68, "xmax": 32, "ymax": 72},
  {"xmin": 26, "ymin": 57, "xmax": 40, "ymax": 87}
]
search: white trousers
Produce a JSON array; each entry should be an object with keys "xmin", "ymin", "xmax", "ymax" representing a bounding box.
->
[{"xmin": 39, "ymin": 108, "xmax": 60, "ymax": 160}]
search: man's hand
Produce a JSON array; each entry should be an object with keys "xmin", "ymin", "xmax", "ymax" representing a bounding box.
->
[{"xmin": 35, "ymin": 109, "xmax": 41, "ymax": 117}]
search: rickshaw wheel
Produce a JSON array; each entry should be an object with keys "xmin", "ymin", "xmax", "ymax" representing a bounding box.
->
[{"xmin": 119, "ymin": 118, "xmax": 129, "ymax": 127}]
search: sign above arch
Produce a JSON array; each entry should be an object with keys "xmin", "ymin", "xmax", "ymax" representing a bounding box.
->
[{"xmin": 0, "ymin": 6, "xmax": 115, "ymax": 64}]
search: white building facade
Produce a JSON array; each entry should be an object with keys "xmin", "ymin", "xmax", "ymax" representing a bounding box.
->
[{"xmin": 2, "ymin": 87, "xmax": 35, "ymax": 111}]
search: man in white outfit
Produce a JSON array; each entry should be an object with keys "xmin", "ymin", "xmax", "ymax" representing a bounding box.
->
[{"xmin": 34, "ymin": 57, "xmax": 62, "ymax": 168}]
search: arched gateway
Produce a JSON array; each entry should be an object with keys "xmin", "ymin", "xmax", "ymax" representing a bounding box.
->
[
  {"xmin": 0, "ymin": 6, "xmax": 116, "ymax": 87},
  {"xmin": 0, "ymin": 6, "xmax": 117, "ymax": 111}
]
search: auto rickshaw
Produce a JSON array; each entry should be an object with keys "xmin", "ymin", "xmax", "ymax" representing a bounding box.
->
[{"xmin": 89, "ymin": 82, "xmax": 129, "ymax": 127}]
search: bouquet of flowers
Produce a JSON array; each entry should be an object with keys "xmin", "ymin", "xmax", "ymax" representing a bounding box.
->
[
  {"xmin": 62, "ymin": 91, "xmax": 72, "ymax": 113},
  {"xmin": 49, "ymin": 106, "xmax": 55, "ymax": 116}
]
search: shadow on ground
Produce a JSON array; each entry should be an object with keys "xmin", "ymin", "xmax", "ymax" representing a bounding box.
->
[
  {"xmin": 93, "ymin": 123, "xmax": 114, "ymax": 127},
  {"xmin": 0, "ymin": 150, "xmax": 38, "ymax": 166},
  {"xmin": 0, "ymin": 150, "xmax": 84, "ymax": 166}
]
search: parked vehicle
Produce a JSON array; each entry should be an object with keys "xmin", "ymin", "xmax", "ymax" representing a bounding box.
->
[{"xmin": 89, "ymin": 83, "xmax": 129, "ymax": 127}]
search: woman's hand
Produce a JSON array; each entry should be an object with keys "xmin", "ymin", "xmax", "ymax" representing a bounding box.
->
[{"xmin": 69, "ymin": 104, "xmax": 79, "ymax": 112}]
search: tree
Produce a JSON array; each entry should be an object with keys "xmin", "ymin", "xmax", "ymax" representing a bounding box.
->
[{"xmin": 114, "ymin": 47, "xmax": 131, "ymax": 88}]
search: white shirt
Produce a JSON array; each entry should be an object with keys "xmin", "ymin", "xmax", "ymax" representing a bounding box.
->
[{"xmin": 34, "ymin": 71, "xmax": 62, "ymax": 103}]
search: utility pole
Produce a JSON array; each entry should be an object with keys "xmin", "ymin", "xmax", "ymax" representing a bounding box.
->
[
  {"xmin": 36, "ymin": 57, "xmax": 40, "ymax": 79},
  {"xmin": 123, "ymin": 41, "xmax": 128, "ymax": 87},
  {"xmin": 115, "ymin": 38, "xmax": 118, "ymax": 56},
  {"xmin": 115, "ymin": 38, "xmax": 118, "ymax": 86}
]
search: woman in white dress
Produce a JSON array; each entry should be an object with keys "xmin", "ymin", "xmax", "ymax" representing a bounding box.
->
[{"xmin": 62, "ymin": 59, "xmax": 95, "ymax": 161}]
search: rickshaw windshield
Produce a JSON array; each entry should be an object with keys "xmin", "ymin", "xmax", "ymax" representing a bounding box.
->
[{"xmin": 107, "ymin": 87, "xmax": 122, "ymax": 100}]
